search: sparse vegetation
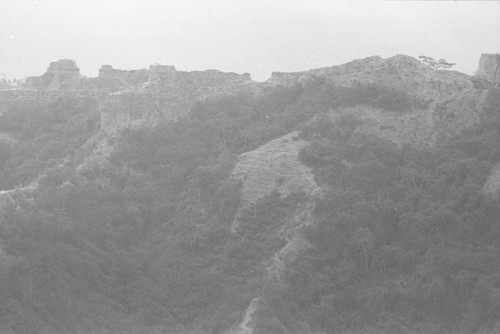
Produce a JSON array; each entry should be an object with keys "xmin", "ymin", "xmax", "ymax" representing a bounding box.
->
[{"xmin": 418, "ymin": 55, "xmax": 456, "ymax": 70}]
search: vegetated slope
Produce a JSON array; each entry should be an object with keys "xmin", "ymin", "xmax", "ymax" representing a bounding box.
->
[
  {"xmin": 0, "ymin": 82, "xmax": 321, "ymax": 334},
  {"xmin": 270, "ymin": 89, "xmax": 500, "ymax": 333},
  {"xmin": 0, "ymin": 54, "xmax": 499, "ymax": 334}
]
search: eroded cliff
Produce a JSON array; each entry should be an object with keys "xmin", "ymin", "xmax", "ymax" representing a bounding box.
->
[
  {"xmin": 477, "ymin": 53, "xmax": 500, "ymax": 87},
  {"xmin": 227, "ymin": 131, "xmax": 320, "ymax": 334}
]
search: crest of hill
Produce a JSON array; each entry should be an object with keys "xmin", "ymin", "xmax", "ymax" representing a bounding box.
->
[
  {"xmin": 23, "ymin": 60, "xmax": 255, "ymax": 93},
  {"xmin": 18, "ymin": 59, "xmax": 257, "ymax": 133},
  {"xmin": 6, "ymin": 54, "xmax": 497, "ymax": 136},
  {"xmin": 267, "ymin": 54, "xmax": 477, "ymax": 101}
]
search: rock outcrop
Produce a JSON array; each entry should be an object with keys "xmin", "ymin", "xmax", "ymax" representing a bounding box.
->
[
  {"xmin": 225, "ymin": 297, "xmax": 292, "ymax": 334},
  {"xmin": 228, "ymin": 131, "xmax": 320, "ymax": 334},
  {"xmin": 2, "ymin": 55, "xmax": 485, "ymax": 137},
  {"xmin": 99, "ymin": 90, "xmax": 160, "ymax": 134},
  {"xmin": 96, "ymin": 64, "xmax": 256, "ymax": 132},
  {"xmin": 232, "ymin": 131, "xmax": 318, "ymax": 206},
  {"xmin": 0, "ymin": 60, "xmax": 259, "ymax": 172},
  {"xmin": 483, "ymin": 164, "xmax": 500, "ymax": 195},
  {"xmin": 267, "ymin": 54, "xmax": 474, "ymax": 102},
  {"xmin": 7, "ymin": 59, "xmax": 257, "ymax": 134},
  {"xmin": 476, "ymin": 53, "xmax": 500, "ymax": 87},
  {"xmin": 25, "ymin": 59, "xmax": 82, "ymax": 90}
]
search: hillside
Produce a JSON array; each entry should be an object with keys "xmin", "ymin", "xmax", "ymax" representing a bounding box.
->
[{"xmin": 0, "ymin": 53, "xmax": 499, "ymax": 334}]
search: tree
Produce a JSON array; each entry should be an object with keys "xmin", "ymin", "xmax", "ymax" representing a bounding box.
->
[
  {"xmin": 418, "ymin": 56, "xmax": 456, "ymax": 70},
  {"xmin": 351, "ymin": 227, "xmax": 375, "ymax": 271}
]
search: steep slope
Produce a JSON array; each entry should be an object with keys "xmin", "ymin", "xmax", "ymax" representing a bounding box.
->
[
  {"xmin": 0, "ymin": 59, "xmax": 258, "ymax": 195},
  {"xmin": 227, "ymin": 131, "xmax": 320, "ymax": 334},
  {"xmin": 232, "ymin": 131, "xmax": 317, "ymax": 213},
  {"xmin": 0, "ymin": 53, "xmax": 499, "ymax": 333},
  {"xmin": 477, "ymin": 53, "xmax": 500, "ymax": 87},
  {"xmin": 223, "ymin": 54, "xmax": 500, "ymax": 334},
  {"xmin": 479, "ymin": 85, "xmax": 500, "ymax": 194},
  {"xmin": 270, "ymin": 55, "xmax": 490, "ymax": 146}
]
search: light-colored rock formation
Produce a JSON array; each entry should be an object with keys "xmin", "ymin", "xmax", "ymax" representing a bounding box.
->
[
  {"xmin": 265, "ymin": 200, "xmax": 316, "ymax": 284},
  {"xmin": 483, "ymin": 164, "xmax": 500, "ymax": 195},
  {"xmin": 476, "ymin": 53, "xmax": 500, "ymax": 87},
  {"xmin": 25, "ymin": 59, "xmax": 82, "ymax": 90},
  {"xmin": 267, "ymin": 54, "xmax": 474, "ymax": 103},
  {"xmin": 232, "ymin": 131, "xmax": 318, "ymax": 205},
  {"xmin": 96, "ymin": 63, "xmax": 256, "ymax": 132},
  {"xmin": 228, "ymin": 131, "xmax": 320, "ymax": 334},
  {"xmin": 475, "ymin": 55, "xmax": 500, "ymax": 194},
  {"xmin": 6, "ymin": 59, "xmax": 257, "ymax": 134},
  {"xmin": 225, "ymin": 297, "xmax": 292, "ymax": 334},
  {"xmin": 226, "ymin": 298, "xmax": 260, "ymax": 334},
  {"xmin": 99, "ymin": 90, "xmax": 160, "ymax": 134},
  {"xmin": 2, "ymin": 55, "xmax": 486, "ymax": 138},
  {"xmin": 0, "ymin": 60, "xmax": 259, "ymax": 173}
]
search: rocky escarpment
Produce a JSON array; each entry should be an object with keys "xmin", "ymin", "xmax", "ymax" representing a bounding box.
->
[
  {"xmin": 98, "ymin": 64, "xmax": 256, "ymax": 133},
  {"xmin": 99, "ymin": 90, "xmax": 160, "ymax": 134},
  {"xmin": 227, "ymin": 131, "xmax": 320, "ymax": 334},
  {"xmin": 25, "ymin": 59, "xmax": 82, "ymax": 91},
  {"xmin": 477, "ymin": 54, "xmax": 500, "ymax": 195},
  {"xmin": 11, "ymin": 59, "xmax": 257, "ymax": 134},
  {"xmin": 2, "ymin": 55, "xmax": 498, "ymax": 194},
  {"xmin": 0, "ymin": 60, "xmax": 259, "ymax": 170},
  {"xmin": 231, "ymin": 131, "xmax": 318, "ymax": 207},
  {"xmin": 7, "ymin": 55, "xmax": 487, "ymax": 139},
  {"xmin": 476, "ymin": 53, "xmax": 500, "ymax": 87},
  {"xmin": 267, "ymin": 54, "xmax": 490, "ymax": 147},
  {"xmin": 0, "ymin": 60, "xmax": 104, "ymax": 117},
  {"xmin": 268, "ymin": 55, "xmax": 474, "ymax": 102}
]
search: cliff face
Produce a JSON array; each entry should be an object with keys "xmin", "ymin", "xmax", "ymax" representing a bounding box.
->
[
  {"xmin": 266, "ymin": 55, "xmax": 486, "ymax": 148},
  {"xmin": 227, "ymin": 131, "xmax": 320, "ymax": 334},
  {"xmin": 1, "ymin": 54, "xmax": 493, "ymax": 195},
  {"xmin": 10, "ymin": 60, "xmax": 257, "ymax": 134},
  {"xmin": 98, "ymin": 64, "xmax": 256, "ymax": 133},
  {"xmin": 25, "ymin": 59, "xmax": 82, "ymax": 91},
  {"xmin": 476, "ymin": 53, "xmax": 500, "ymax": 87},
  {"xmin": 99, "ymin": 90, "xmax": 160, "ymax": 134},
  {"xmin": 4, "ymin": 55, "xmax": 485, "ymax": 137},
  {"xmin": 0, "ymin": 60, "xmax": 259, "ymax": 171},
  {"xmin": 268, "ymin": 55, "xmax": 474, "ymax": 101},
  {"xmin": 1, "ymin": 55, "xmax": 496, "ymax": 197},
  {"xmin": 232, "ymin": 131, "xmax": 318, "ymax": 206}
]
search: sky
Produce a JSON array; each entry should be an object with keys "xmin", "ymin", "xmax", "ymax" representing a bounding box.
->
[{"xmin": 0, "ymin": 0, "xmax": 499, "ymax": 82}]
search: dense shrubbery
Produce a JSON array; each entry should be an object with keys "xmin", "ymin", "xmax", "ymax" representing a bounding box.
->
[
  {"xmin": 0, "ymin": 84, "xmax": 325, "ymax": 332},
  {"xmin": 0, "ymin": 94, "xmax": 99, "ymax": 188},
  {"xmin": 300, "ymin": 78, "xmax": 421, "ymax": 113},
  {"xmin": 268, "ymin": 88, "xmax": 500, "ymax": 333}
]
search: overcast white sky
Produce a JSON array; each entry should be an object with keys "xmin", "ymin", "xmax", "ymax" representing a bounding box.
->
[{"xmin": 1, "ymin": 0, "xmax": 499, "ymax": 82}]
